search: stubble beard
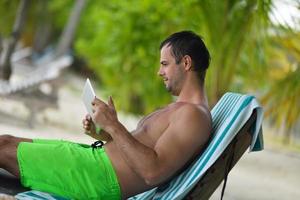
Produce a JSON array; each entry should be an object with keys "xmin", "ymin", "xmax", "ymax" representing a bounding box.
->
[
  {"xmin": 166, "ymin": 79, "xmax": 180, "ymax": 96},
  {"xmin": 165, "ymin": 64, "xmax": 184, "ymax": 96}
]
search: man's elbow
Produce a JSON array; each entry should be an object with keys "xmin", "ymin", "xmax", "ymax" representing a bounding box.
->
[{"xmin": 144, "ymin": 171, "xmax": 162, "ymax": 186}]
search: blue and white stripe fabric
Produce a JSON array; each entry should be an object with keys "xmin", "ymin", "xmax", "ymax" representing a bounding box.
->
[
  {"xmin": 15, "ymin": 190, "xmax": 68, "ymax": 200},
  {"xmin": 129, "ymin": 92, "xmax": 264, "ymax": 200}
]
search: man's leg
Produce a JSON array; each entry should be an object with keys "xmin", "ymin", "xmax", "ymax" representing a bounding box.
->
[{"xmin": 0, "ymin": 135, "xmax": 32, "ymax": 178}]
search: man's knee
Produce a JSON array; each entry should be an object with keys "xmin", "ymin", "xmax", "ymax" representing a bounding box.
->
[
  {"xmin": 0, "ymin": 135, "xmax": 16, "ymax": 146},
  {"xmin": 0, "ymin": 135, "xmax": 32, "ymax": 155},
  {"xmin": 0, "ymin": 135, "xmax": 21, "ymax": 177},
  {"xmin": 0, "ymin": 135, "xmax": 18, "ymax": 159},
  {"xmin": 0, "ymin": 136, "xmax": 18, "ymax": 159}
]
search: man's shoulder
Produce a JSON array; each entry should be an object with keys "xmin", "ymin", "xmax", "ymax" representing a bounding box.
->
[
  {"xmin": 166, "ymin": 102, "xmax": 212, "ymax": 136},
  {"xmin": 171, "ymin": 102, "xmax": 211, "ymax": 122}
]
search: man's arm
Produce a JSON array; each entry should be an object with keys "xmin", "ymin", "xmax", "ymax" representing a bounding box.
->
[{"xmin": 92, "ymin": 97, "xmax": 211, "ymax": 186}]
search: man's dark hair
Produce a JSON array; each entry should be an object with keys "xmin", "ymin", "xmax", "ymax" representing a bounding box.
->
[{"xmin": 160, "ymin": 30, "xmax": 211, "ymax": 82}]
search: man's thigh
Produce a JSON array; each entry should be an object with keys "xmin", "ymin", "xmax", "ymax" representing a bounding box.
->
[{"xmin": 18, "ymin": 141, "xmax": 120, "ymax": 199}]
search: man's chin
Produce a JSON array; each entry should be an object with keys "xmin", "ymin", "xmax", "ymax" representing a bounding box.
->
[
  {"xmin": 166, "ymin": 86, "xmax": 171, "ymax": 92},
  {"xmin": 166, "ymin": 87, "xmax": 178, "ymax": 96}
]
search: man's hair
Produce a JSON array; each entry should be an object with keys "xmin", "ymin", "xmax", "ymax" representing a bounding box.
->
[{"xmin": 160, "ymin": 30, "xmax": 211, "ymax": 82}]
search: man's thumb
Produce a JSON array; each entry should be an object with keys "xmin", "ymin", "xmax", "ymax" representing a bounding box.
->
[{"xmin": 108, "ymin": 96, "xmax": 115, "ymax": 109}]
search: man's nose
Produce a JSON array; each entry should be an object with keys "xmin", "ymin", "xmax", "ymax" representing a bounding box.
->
[{"xmin": 157, "ymin": 67, "xmax": 164, "ymax": 76}]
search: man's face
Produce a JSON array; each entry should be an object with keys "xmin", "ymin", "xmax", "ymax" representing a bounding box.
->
[{"xmin": 158, "ymin": 45, "xmax": 184, "ymax": 96}]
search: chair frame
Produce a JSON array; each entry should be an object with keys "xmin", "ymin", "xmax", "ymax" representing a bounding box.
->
[{"xmin": 184, "ymin": 111, "xmax": 256, "ymax": 200}]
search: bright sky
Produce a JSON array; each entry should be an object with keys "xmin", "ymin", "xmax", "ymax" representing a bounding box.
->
[{"xmin": 270, "ymin": 0, "xmax": 300, "ymax": 29}]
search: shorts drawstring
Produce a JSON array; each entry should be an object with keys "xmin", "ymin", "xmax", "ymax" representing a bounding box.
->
[{"xmin": 91, "ymin": 140, "xmax": 104, "ymax": 150}]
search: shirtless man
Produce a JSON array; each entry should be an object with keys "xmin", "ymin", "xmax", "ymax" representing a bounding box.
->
[{"xmin": 0, "ymin": 30, "xmax": 212, "ymax": 199}]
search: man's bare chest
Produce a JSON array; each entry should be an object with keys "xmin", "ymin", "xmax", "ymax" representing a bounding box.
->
[
  {"xmin": 141, "ymin": 109, "xmax": 170, "ymax": 131},
  {"xmin": 133, "ymin": 105, "xmax": 179, "ymax": 147}
]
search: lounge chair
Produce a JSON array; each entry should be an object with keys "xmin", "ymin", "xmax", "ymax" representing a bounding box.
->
[
  {"xmin": 0, "ymin": 92, "xmax": 263, "ymax": 200},
  {"xmin": 129, "ymin": 92, "xmax": 263, "ymax": 200}
]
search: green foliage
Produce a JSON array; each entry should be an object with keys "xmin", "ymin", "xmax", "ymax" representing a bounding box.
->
[
  {"xmin": 191, "ymin": 0, "xmax": 272, "ymax": 103},
  {"xmin": 1, "ymin": 0, "xmax": 273, "ymax": 115},
  {"xmin": 0, "ymin": 0, "xmax": 73, "ymax": 45},
  {"xmin": 0, "ymin": 1, "xmax": 20, "ymax": 36},
  {"xmin": 261, "ymin": 31, "xmax": 300, "ymax": 142},
  {"xmin": 75, "ymin": 0, "xmax": 273, "ymax": 113},
  {"xmin": 75, "ymin": 0, "xmax": 187, "ymax": 114},
  {"xmin": 48, "ymin": 0, "xmax": 73, "ymax": 32}
]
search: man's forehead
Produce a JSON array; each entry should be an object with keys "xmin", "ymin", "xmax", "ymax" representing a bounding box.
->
[
  {"xmin": 160, "ymin": 45, "xmax": 173, "ymax": 58},
  {"xmin": 161, "ymin": 44, "xmax": 172, "ymax": 52}
]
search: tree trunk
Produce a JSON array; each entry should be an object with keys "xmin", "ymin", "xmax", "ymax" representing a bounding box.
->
[
  {"xmin": 0, "ymin": 0, "xmax": 30, "ymax": 81},
  {"xmin": 55, "ymin": 0, "xmax": 87, "ymax": 58},
  {"xmin": 0, "ymin": 35, "xmax": 2, "ymax": 56},
  {"xmin": 33, "ymin": 0, "xmax": 52, "ymax": 54}
]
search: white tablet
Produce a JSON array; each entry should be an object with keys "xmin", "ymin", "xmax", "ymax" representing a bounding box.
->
[{"xmin": 82, "ymin": 78, "xmax": 96, "ymax": 115}]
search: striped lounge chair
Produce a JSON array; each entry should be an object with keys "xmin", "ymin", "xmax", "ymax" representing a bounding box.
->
[{"xmin": 129, "ymin": 92, "xmax": 263, "ymax": 200}]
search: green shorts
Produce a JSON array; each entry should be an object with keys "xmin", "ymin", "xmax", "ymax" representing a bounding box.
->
[{"xmin": 17, "ymin": 139, "xmax": 121, "ymax": 200}]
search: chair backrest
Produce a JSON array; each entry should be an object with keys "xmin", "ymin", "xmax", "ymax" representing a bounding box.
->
[
  {"xmin": 185, "ymin": 110, "xmax": 256, "ymax": 199},
  {"xmin": 129, "ymin": 92, "xmax": 263, "ymax": 200}
]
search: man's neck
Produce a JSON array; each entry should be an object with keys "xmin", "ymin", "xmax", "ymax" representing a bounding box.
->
[{"xmin": 176, "ymin": 74, "xmax": 208, "ymax": 107}]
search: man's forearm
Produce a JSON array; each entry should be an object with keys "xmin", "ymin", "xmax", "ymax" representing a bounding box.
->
[
  {"xmin": 87, "ymin": 130, "xmax": 112, "ymax": 142},
  {"xmin": 107, "ymin": 121, "xmax": 160, "ymax": 184}
]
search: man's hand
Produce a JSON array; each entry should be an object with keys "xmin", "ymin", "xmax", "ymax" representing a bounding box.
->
[
  {"xmin": 82, "ymin": 114, "xmax": 97, "ymax": 135},
  {"xmin": 92, "ymin": 96, "xmax": 118, "ymax": 133},
  {"xmin": 82, "ymin": 114, "xmax": 113, "ymax": 142}
]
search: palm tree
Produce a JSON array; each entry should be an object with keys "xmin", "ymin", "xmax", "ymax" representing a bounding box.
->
[
  {"xmin": 185, "ymin": 0, "xmax": 273, "ymax": 105},
  {"xmin": 262, "ymin": 30, "xmax": 300, "ymax": 143},
  {"xmin": 0, "ymin": 0, "xmax": 30, "ymax": 80},
  {"xmin": 189, "ymin": 1, "xmax": 300, "ymax": 143}
]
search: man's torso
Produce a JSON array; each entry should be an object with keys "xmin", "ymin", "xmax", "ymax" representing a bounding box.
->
[{"xmin": 104, "ymin": 102, "xmax": 210, "ymax": 199}]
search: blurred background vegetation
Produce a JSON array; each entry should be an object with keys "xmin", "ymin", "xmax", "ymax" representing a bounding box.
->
[{"xmin": 0, "ymin": 0, "xmax": 299, "ymax": 144}]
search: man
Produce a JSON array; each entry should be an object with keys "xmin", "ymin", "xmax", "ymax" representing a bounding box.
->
[{"xmin": 0, "ymin": 30, "xmax": 212, "ymax": 199}]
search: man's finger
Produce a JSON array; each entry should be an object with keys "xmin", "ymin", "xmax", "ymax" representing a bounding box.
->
[
  {"xmin": 92, "ymin": 97, "xmax": 110, "ymax": 113},
  {"xmin": 85, "ymin": 114, "xmax": 91, "ymax": 120},
  {"xmin": 108, "ymin": 96, "xmax": 115, "ymax": 109},
  {"xmin": 92, "ymin": 96, "xmax": 105, "ymax": 104}
]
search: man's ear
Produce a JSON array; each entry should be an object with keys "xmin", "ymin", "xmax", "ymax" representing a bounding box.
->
[{"xmin": 182, "ymin": 55, "xmax": 192, "ymax": 71}]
